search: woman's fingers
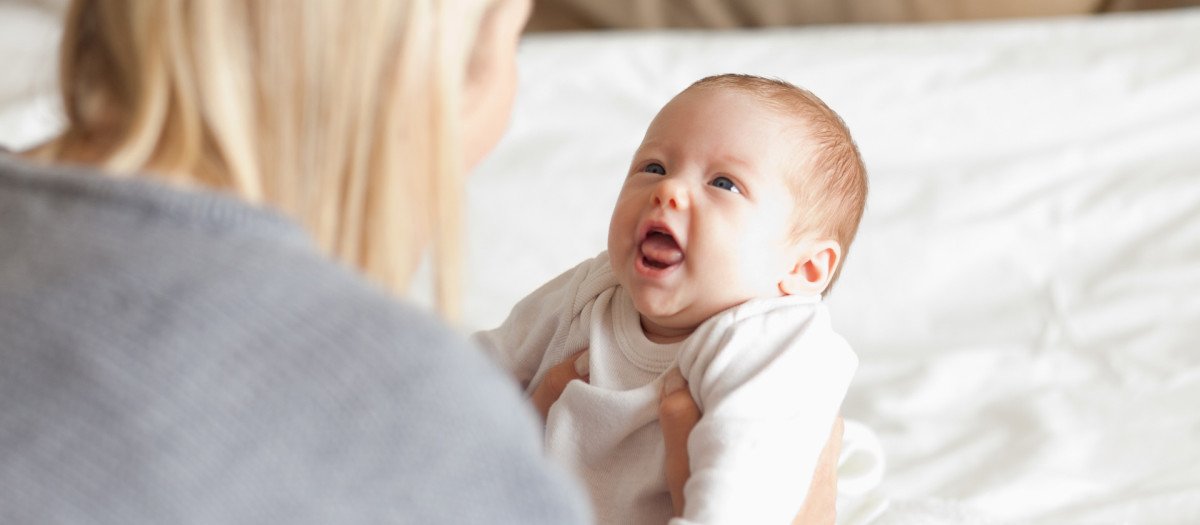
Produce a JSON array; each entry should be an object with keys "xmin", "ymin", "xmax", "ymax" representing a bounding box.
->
[
  {"xmin": 659, "ymin": 367, "xmax": 700, "ymax": 517},
  {"xmin": 529, "ymin": 350, "xmax": 589, "ymax": 420},
  {"xmin": 657, "ymin": 370, "xmax": 845, "ymax": 524},
  {"xmin": 793, "ymin": 415, "xmax": 844, "ymax": 525}
]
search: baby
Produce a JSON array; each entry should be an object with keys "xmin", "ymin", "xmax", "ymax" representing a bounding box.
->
[{"xmin": 476, "ymin": 74, "xmax": 870, "ymax": 524}]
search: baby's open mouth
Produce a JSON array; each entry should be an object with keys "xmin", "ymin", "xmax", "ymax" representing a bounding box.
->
[{"xmin": 639, "ymin": 230, "xmax": 684, "ymax": 269}]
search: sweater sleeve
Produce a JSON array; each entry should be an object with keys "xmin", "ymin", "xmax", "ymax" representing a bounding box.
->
[
  {"xmin": 473, "ymin": 253, "xmax": 610, "ymax": 391},
  {"xmin": 671, "ymin": 302, "xmax": 858, "ymax": 524}
]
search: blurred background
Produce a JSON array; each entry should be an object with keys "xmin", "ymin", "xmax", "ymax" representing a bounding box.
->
[{"xmin": 523, "ymin": 0, "xmax": 1200, "ymax": 30}]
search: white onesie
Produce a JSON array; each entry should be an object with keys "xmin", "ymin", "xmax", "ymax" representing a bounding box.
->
[{"xmin": 476, "ymin": 252, "xmax": 860, "ymax": 524}]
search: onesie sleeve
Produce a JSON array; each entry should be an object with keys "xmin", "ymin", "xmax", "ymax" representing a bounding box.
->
[
  {"xmin": 472, "ymin": 253, "xmax": 610, "ymax": 391},
  {"xmin": 671, "ymin": 301, "xmax": 857, "ymax": 524}
]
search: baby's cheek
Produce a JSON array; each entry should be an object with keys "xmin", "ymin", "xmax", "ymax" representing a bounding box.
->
[
  {"xmin": 733, "ymin": 231, "xmax": 790, "ymax": 292},
  {"xmin": 607, "ymin": 198, "xmax": 636, "ymax": 247}
]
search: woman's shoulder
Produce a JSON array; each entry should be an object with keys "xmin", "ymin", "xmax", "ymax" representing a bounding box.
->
[
  {"xmin": 1, "ymin": 154, "xmax": 503, "ymax": 365},
  {"xmin": 0, "ymin": 155, "xmax": 589, "ymax": 523},
  {"xmin": 0, "ymin": 152, "xmax": 465, "ymax": 383}
]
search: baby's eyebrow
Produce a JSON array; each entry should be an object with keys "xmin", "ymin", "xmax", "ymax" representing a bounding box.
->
[
  {"xmin": 630, "ymin": 141, "xmax": 757, "ymax": 177},
  {"xmin": 632, "ymin": 143, "xmax": 660, "ymax": 158},
  {"xmin": 713, "ymin": 154, "xmax": 754, "ymax": 173},
  {"xmin": 700, "ymin": 153, "xmax": 763, "ymax": 184}
]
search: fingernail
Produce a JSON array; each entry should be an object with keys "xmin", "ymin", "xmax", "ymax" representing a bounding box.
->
[
  {"xmin": 574, "ymin": 350, "xmax": 590, "ymax": 377},
  {"xmin": 662, "ymin": 367, "xmax": 686, "ymax": 395}
]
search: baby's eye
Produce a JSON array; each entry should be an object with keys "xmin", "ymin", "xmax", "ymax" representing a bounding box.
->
[
  {"xmin": 710, "ymin": 176, "xmax": 741, "ymax": 194},
  {"xmin": 643, "ymin": 163, "xmax": 666, "ymax": 175}
]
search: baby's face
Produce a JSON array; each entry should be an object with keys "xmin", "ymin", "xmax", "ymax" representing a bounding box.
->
[{"xmin": 607, "ymin": 87, "xmax": 808, "ymax": 342}]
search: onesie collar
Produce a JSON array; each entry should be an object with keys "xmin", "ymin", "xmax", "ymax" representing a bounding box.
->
[{"xmin": 612, "ymin": 287, "xmax": 681, "ymax": 374}]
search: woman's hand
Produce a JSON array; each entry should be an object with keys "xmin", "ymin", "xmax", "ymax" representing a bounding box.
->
[
  {"xmin": 793, "ymin": 416, "xmax": 843, "ymax": 525},
  {"xmin": 531, "ymin": 354, "xmax": 844, "ymax": 524},
  {"xmin": 529, "ymin": 350, "xmax": 589, "ymax": 420},
  {"xmin": 659, "ymin": 368, "xmax": 844, "ymax": 525},
  {"xmin": 658, "ymin": 368, "xmax": 701, "ymax": 517}
]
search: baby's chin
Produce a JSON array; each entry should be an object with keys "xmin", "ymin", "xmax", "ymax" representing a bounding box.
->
[
  {"xmin": 622, "ymin": 273, "xmax": 768, "ymax": 334},
  {"xmin": 633, "ymin": 296, "xmax": 736, "ymax": 333},
  {"xmin": 636, "ymin": 313, "xmax": 700, "ymax": 344}
]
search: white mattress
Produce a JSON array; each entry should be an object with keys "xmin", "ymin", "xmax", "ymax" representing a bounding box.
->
[{"xmin": 3, "ymin": 3, "xmax": 1199, "ymax": 524}]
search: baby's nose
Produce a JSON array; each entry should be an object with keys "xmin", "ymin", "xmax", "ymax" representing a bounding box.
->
[{"xmin": 653, "ymin": 179, "xmax": 690, "ymax": 210}]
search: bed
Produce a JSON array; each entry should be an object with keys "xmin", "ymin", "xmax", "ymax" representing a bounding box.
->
[{"xmin": 3, "ymin": 3, "xmax": 1199, "ymax": 524}]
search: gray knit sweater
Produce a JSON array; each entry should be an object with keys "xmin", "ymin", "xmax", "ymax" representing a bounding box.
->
[{"xmin": 0, "ymin": 154, "xmax": 588, "ymax": 524}]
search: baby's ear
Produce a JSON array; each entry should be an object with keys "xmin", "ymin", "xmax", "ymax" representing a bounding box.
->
[{"xmin": 779, "ymin": 240, "xmax": 841, "ymax": 296}]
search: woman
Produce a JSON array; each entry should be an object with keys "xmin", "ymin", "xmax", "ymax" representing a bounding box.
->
[{"xmin": 0, "ymin": 0, "xmax": 838, "ymax": 522}]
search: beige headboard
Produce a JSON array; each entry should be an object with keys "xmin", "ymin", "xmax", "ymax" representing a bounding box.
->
[{"xmin": 527, "ymin": 0, "xmax": 1200, "ymax": 31}]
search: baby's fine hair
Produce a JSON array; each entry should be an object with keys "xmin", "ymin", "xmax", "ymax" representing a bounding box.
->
[{"xmin": 686, "ymin": 74, "xmax": 868, "ymax": 291}]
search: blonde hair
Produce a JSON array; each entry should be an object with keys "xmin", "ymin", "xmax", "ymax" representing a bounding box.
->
[
  {"xmin": 39, "ymin": 0, "xmax": 494, "ymax": 318},
  {"xmin": 688, "ymin": 74, "xmax": 868, "ymax": 291}
]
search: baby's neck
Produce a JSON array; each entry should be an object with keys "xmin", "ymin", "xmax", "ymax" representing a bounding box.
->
[{"xmin": 640, "ymin": 316, "xmax": 695, "ymax": 344}]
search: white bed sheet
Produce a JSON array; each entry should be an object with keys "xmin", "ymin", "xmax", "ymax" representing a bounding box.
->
[
  {"xmin": 463, "ymin": 10, "xmax": 1200, "ymax": 525},
  {"xmin": 3, "ymin": 3, "xmax": 1198, "ymax": 524}
]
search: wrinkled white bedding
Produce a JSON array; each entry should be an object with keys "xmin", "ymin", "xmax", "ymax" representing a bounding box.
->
[{"xmin": 3, "ymin": 3, "xmax": 1198, "ymax": 524}]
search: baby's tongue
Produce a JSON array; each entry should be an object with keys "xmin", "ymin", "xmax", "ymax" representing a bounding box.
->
[{"xmin": 640, "ymin": 232, "xmax": 683, "ymax": 266}]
